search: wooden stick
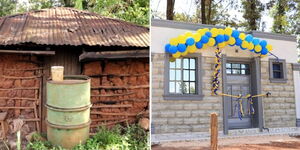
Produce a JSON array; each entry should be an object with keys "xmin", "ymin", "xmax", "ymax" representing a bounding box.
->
[
  {"xmin": 0, "ymin": 87, "xmax": 39, "ymax": 90},
  {"xmin": 91, "ymin": 99, "xmax": 148, "ymax": 103},
  {"xmin": 0, "ymin": 50, "xmax": 55, "ymax": 55},
  {"xmin": 210, "ymin": 113, "xmax": 218, "ymax": 150},
  {"xmin": 91, "ymin": 117, "xmax": 128, "ymax": 122},
  {"xmin": 90, "ymin": 119, "xmax": 131, "ymax": 127},
  {"xmin": 0, "ymin": 75, "xmax": 42, "ymax": 79},
  {"xmin": 89, "ymin": 72, "xmax": 149, "ymax": 77},
  {"xmin": 4, "ymin": 67, "xmax": 44, "ymax": 71},
  {"xmin": 91, "ymin": 85, "xmax": 149, "ymax": 90},
  {"xmin": 0, "ymin": 107, "xmax": 35, "ymax": 109},
  {"xmin": 91, "ymin": 104, "xmax": 132, "ymax": 108},
  {"xmin": 0, "ymin": 97, "xmax": 38, "ymax": 101},
  {"xmin": 91, "ymin": 92, "xmax": 135, "ymax": 97},
  {"xmin": 23, "ymin": 118, "xmax": 40, "ymax": 121},
  {"xmin": 33, "ymin": 107, "xmax": 40, "ymax": 132},
  {"xmin": 90, "ymin": 111, "xmax": 146, "ymax": 116}
]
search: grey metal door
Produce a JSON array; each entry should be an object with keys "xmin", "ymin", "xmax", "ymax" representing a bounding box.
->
[{"xmin": 225, "ymin": 63, "xmax": 252, "ymax": 129}]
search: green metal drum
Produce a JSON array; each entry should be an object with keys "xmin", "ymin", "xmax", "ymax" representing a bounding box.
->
[
  {"xmin": 46, "ymin": 75, "xmax": 91, "ymax": 149},
  {"xmin": 47, "ymin": 75, "xmax": 91, "ymax": 109},
  {"xmin": 46, "ymin": 120, "xmax": 90, "ymax": 149}
]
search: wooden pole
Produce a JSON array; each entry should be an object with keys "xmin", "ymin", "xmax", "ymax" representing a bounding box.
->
[{"xmin": 210, "ymin": 113, "xmax": 218, "ymax": 150}]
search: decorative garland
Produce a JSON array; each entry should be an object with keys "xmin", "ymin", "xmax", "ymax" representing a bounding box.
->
[{"xmin": 164, "ymin": 27, "xmax": 275, "ymax": 119}]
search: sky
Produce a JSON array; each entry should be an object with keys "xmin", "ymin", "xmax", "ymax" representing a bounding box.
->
[{"xmin": 151, "ymin": 0, "xmax": 274, "ymax": 32}]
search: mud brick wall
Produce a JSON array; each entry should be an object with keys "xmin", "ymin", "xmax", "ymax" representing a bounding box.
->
[
  {"xmin": 0, "ymin": 54, "xmax": 41, "ymax": 136},
  {"xmin": 83, "ymin": 58, "xmax": 149, "ymax": 131},
  {"xmin": 152, "ymin": 53, "xmax": 223, "ymax": 134},
  {"xmin": 261, "ymin": 61, "xmax": 296, "ymax": 128}
]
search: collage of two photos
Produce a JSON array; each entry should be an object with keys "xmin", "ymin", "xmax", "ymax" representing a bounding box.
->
[{"xmin": 0, "ymin": 0, "xmax": 299, "ymax": 150}]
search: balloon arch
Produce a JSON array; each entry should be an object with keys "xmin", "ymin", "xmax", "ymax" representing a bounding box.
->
[{"xmin": 164, "ymin": 27, "xmax": 276, "ymax": 120}]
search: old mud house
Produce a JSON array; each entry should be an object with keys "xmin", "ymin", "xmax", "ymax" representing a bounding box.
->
[{"xmin": 0, "ymin": 7, "xmax": 149, "ymax": 137}]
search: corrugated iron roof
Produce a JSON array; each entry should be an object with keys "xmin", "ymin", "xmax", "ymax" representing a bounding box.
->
[{"xmin": 0, "ymin": 7, "xmax": 149, "ymax": 47}]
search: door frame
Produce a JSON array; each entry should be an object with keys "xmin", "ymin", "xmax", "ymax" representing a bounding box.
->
[{"xmin": 222, "ymin": 55, "xmax": 263, "ymax": 134}]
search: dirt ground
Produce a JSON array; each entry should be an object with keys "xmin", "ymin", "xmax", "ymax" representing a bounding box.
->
[{"xmin": 152, "ymin": 135, "xmax": 300, "ymax": 150}]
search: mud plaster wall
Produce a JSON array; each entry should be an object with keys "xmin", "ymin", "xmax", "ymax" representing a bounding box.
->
[
  {"xmin": 82, "ymin": 58, "xmax": 149, "ymax": 132},
  {"xmin": 0, "ymin": 54, "xmax": 41, "ymax": 137}
]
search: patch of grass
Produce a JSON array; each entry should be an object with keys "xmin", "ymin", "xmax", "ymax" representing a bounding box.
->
[{"xmin": 26, "ymin": 124, "xmax": 149, "ymax": 150}]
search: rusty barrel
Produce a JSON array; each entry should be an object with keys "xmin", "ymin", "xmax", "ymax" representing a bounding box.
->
[{"xmin": 46, "ymin": 75, "xmax": 91, "ymax": 149}]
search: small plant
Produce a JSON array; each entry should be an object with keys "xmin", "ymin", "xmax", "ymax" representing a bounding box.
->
[{"xmin": 26, "ymin": 124, "xmax": 149, "ymax": 150}]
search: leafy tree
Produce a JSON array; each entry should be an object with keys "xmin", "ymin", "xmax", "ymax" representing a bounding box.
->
[
  {"xmin": 88, "ymin": 0, "xmax": 149, "ymax": 25},
  {"xmin": 0, "ymin": 0, "xmax": 17, "ymax": 17},
  {"xmin": 271, "ymin": 0, "xmax": 289, "ymax": 34},
  {"xmin": 166, "ymin": 0, "xmax": 175, "ymax": 20},
  {"xmin": 241, "ymin": 0, "xmax": 263, "ymax": 31}
]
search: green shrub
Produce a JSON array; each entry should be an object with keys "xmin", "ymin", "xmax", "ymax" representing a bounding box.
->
[{"xmin": 26, "ymin": 124, "xmax": 149, "ymax": 150}]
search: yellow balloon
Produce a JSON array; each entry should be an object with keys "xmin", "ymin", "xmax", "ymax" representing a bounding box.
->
[
  {"xmin": 181, "ymin": 50, "xmax": 189, "ymax": 56},
  {"xmin": 241, "ymin": 41, "xmax": 249, "ymax": 49},
  {"xmin": 197, "ymin": 29, "xmax": 206, "ymax": 35},
  {"xmin": 248, "ymin": 43, "xmax": 254, "ymax": 50},
  {"xmin": 192, "ymin": 33, "xmax": 201, "ymax": 42},
  {"xmin": 218, "ymin": 42, "xmax": 225, "ymax": 48},
  {"xmin": 203, "ymin": 28, "xmax": 209, "ymax": 32},
  {"xmin": 260, "ymin": 54, "xmax": 267, "ymax": 58},
  {"xmin": 254, "ymin": 45, "xmax": 262, "ymax": 52},
  {"xmin": 187, "ymin": 45, "xmax": 197, "ymax": 53},
  {"xmin": 170, "ymin": 38, "xmax": 178, "ymax": 46},
  {"xmin": 266, "ymin": 44, "xmax": 273, "ymax": 51},
  {"xmin": 218, "ymin": 29, "xmax": 225, "ymax": 35},
  {"xmin": 239, "ymin": 33, "xmax": 246, "ymax": 40},
  {"xmin": 228, "ymin": 37, "xmax": 236, "ymax": 45},
  {"xmin": 210, "ymin": 28, "xmax": 219, "ymax": 37},
  {"xmin": 178, "ymin": 35, "xmax": 186, "ymax": 44},
  {"xmin": 185, "ymin": 32, "xmax": 193, "ymax": 37},
  {"xmin": 224, "ymin": 27, "xmax": 233, "ymax": 36},
  {"xmin": 202, "ymin": 44, "xmax": 208, "ymax": 49},
  {"xmin": 172, "ymin": 51, "xmax": 181, "ymax": 58},
  {"xmin": 169, "ymin": 57, "xmax": 176, "ymax": 62},
  {"xmin": 208, "ymin": 38, "xmax": 216, "ymax": 47}
]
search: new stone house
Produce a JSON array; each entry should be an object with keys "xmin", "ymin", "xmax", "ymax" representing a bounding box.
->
[{"xmin": 151, "ymin": 19, "xmax": 300, "ymax": 138}]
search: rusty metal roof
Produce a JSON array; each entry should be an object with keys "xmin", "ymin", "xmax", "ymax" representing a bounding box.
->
[{"xmin": 0, "ymin": 7, "xmax": 149, "ymax": 47}]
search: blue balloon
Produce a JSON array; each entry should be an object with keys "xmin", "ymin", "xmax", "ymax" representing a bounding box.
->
[
  {"xmin": 196, "ymin": 42, "xmax": 203, "ymax": 49},
  {"xmin": 186, "ymin": 37, "xmax": 195, "ymax": 46},
  {"xmin": 177, "ymin": 44, "xmax": 187, "ymax": 52},
  {"xmin": 261, "ymin": 47, "xmax": 268, "ymax": 55},
  {"xmin": 245, "ymin": 35, "xmax": 253, "ymax": 42},
  {"xmin": 235, "ymin": 38, "xmax": 242, "ymax": 46},
  {"xmin": 229, "ymin": 44, "xmax": 235, "ymax": 47},
  {"xmin": 201, "ymin": 35, "xmax": 209, "ymax": 44},
  {"xmin": 224, "ymin": 35, "xmax": 230, "ymax": 41},
  {"xmin": 165, "ymin": 44, "xmax": 171, "ymax": 53},
  {"xmin": 205, "ymin": 31, "xmax": 212, "ymax": 37},
  {"xmin": 231, "ymin": 30, "xmax": 240, "ymax": 38},
  {"xmin": 169, "ymin": 45, "xmax": 178, "ymax": 54},
  {"xmin": 216, "ymin": 35, "xmax": 224, "ymax": 43},
  {"xmin": 260, "ymin": 40, "xmax": 267, "ymax": 47},
  {"xmin": 240, "ymin": 45, "xmax": 247, "ymax": 50},
  {"xmin": 249, "ymin": 49, "xmax": 254, "ymax": 52},
  {"xmin": 252, "ymin": 38, "xmax": 260, "ymax": 45}
]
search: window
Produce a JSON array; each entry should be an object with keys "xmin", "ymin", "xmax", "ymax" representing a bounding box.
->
[
  {"xmin": 169, "ymin": 58, "xmax": 196, "ymax": 94},
  {"xmin": 164, "ymin": 54, "xmax": 203, "ymax": 100},
  {"xmin": 269, "ymin": 59, "xmax": 287, "ymax": 83},
  {"xmin": 226, "ymin": 63, "xmax": 250, "ymax": 75}
]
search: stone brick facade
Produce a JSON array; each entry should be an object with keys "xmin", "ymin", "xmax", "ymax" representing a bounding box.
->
[
  {"xmin": 152, "ymin": 53, "xmax": 296, "ymax": 134},
  {"xmin": 261, "ymin": 61, "xmax": 296, "ymax": 128},
  {"xmin": 152, "ymin": 53, "xmax": 223, "ymax": 134}
]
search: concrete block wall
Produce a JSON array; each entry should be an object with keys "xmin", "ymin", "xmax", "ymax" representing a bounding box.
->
[
  {"xmin": 152, "ymin": 53, "xmax": 223, "ymax": 134},
  {"xmin": 261, "ymin": 61, "xmax": 296, "ymax": 128},
  {"xmin": 152, "ymin": 53, "xmax": 296, "ymax": 134}
]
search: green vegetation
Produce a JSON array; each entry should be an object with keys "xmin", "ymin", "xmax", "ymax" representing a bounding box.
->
[
  {"xmin": 26, "ymin": 124, "xmax": 149, "ymax": 150},
  {"xmin": 0, "ymin": 0, "xmax": 149, "ymax": 26}
]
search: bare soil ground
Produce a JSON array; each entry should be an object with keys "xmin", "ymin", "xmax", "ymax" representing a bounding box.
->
[{"xmin": 152, "ymin": 135, "xmax": 300, "ymax": 150}]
